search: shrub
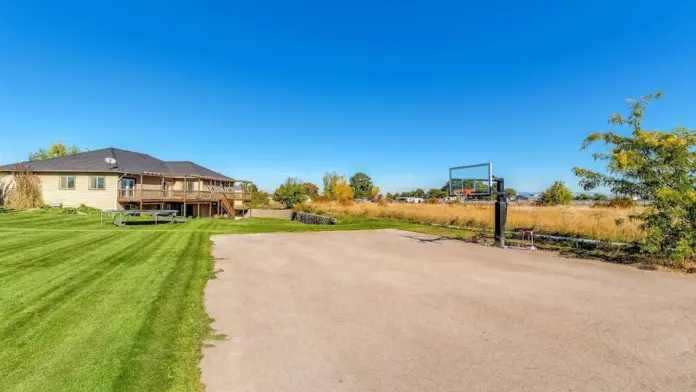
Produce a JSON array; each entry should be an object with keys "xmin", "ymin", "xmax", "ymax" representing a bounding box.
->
[
  {"xmin": 538, "ymin": 181, "xmax": 573, "ymax": 206},
  {"xmin": 39, "ymin": 204, "xmax": 100, "ymax": 215},
  {"xmin": 574, "ymin": 92, "xmax": 696, "ymax": 264},
  {"xmin": 5, "ymin": 165, "xmax": 43, "ymax": 210},
  {"xmin": 0, "ymin": 175, "xmax": 12, "ymax": 206},
  {"xmin": 598, "ymin": 196, "xmax": 636, "ymax": 208}
]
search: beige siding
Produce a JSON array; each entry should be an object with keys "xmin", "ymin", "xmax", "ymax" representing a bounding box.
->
[
  {"xmin": 38, "ymin": 173, "xmax": 119, "ymax": 210},
  {"xmin": 139, "ymin": 175, "xmax": 164, "ymax": 190},
  {"xmin": 172, "ymin": 179, "xmax": 232, "ymax": 191},
  {"xmin": 172, "ymin": 179, "xmax": 206, "ymax": 191}
]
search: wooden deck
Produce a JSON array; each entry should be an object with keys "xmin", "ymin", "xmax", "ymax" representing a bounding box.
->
[{"xmin": 118, "ymin": 189, "xmax": 252, "ymax": 203}]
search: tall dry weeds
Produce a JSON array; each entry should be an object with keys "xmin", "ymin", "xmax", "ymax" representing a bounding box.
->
[
  {"xmin": 313, "ymin": 201, "xmax": 642, "ymax": 243},
  {"xmin": 6, "ymin": 164, "xmax": 43, "ymax": 209},
  {"xmin": 0, "ymin": 173, "xmax": 12, "ymax": 206}
]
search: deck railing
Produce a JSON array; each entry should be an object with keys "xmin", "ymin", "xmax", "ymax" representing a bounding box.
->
[{"xmin": 118, "ymin": 188, "xmax": 252, "ymax": 202}]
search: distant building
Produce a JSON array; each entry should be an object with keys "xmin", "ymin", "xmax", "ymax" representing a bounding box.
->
[
  {"xmin": 515, "ymin": 193, "xmax": 539, "ymax": 203},
  {"xmin": 395, "ymin": 196, "xmax": 426, "ymax": 204}
]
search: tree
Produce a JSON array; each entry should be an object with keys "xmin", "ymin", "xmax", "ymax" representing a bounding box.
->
[
  {"xmin": 247, "ymin": 182, "xmax": 271, "ymax": 208},
  {"xmin": 574, "ymin": 92, "xmax": 696, "ymax": 263},
  {"xmin": 592, "ymin": 193, "xmax": 609, "ymax": 201},
  {"xmin": 504, "ymin": 188, "xmax": 517, "ymax": 201},
  {"xmin": 29, "ymin": 142, "xmax": 82, "ymax": 161},
  {"xmin": 427, "ymin": 188, "xmax": 447, "ymax": 199},
  {"xmin": 576, "ymin": 193, "xmax": 591, "ymax": 201},
  {"xmin": 322, "ymin": 172, "xmax": 341, "ymax": 199},
  {"xmin": 332, "ymin": 178, "xmax": 354, "ymax": 204},
  {"xmin": 367, "ymin": 186, "xmax": 381, "ymax": 201},
  {"xmin": 273, "ymin": 177, "xmax": 305, "ymax": 207},
  {"xmin": 321, "ymin": 172, "xmax": 354, "ymax": 202},
  {"xmin": 300, "ymin": 182, "xmax": 319, "ymax": 197},
  {"xmin": 349, "ymin": 172, "xmax": 374, "ymax": 199},
  {"xmin": 413, "ymin": 188, "xmax": 426, "ymax": 199},
  {"xmin": 539, "ymin": 181, "xmax": 573, "ymax": 206},
  {"xmin": 385, "ymin": 192, "xmax": 395, "ymax": 202}
]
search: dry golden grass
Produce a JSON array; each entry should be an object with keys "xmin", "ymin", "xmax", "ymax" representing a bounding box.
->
[{"xmin": 312, "ymin": 202, "xmax": 643, "ymax": 243}]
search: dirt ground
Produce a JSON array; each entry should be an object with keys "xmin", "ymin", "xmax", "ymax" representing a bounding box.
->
[{"xmin": 203, "ymin": 229, "xmax": 696, "ymax": 392}]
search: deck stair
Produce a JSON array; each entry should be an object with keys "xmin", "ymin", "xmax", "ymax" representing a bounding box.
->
[{"xmin": 207, "ymin": 185, "xmax": 236, "ymax": 217}]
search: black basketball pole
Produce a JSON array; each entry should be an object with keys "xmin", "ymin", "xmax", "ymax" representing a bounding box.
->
[{"xmin": 494, "ymin": 178, "xmax": 507, "ymax": 248}]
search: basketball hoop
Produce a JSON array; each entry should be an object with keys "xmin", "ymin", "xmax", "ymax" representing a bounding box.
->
[{"xmin": 448, "ymin": 162, "xmax": 507, "ymax": 248}]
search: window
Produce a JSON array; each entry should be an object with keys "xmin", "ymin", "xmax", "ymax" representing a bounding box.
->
[
  {"xmin": 89, "ymin": 176, "xmax": 105, "ymax": 190},
  {"xmin": 187, "ymin": 181, "xmax": 195, "ymax": 191},
  {"xmin": 59, "ymin": 176, "xmax": 75, "ymax": 190}
]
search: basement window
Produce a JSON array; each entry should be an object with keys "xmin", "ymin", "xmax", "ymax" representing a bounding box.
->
[
  {"xmin": 59, "ymin": 176, "xmax": 75, "ymax": 190},
  {"xmin": 89, "ymin": 176, "xmax": 105, "ymax": 190}
]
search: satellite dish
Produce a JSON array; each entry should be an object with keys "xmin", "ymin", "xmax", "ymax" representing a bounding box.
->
[{"xmin": 105, "ymin": 157, "xmax": 117, "ymax": 168}]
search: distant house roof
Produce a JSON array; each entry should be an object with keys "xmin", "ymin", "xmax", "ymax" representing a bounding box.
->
[
  {"xmin": 515, "ymin": 195, "xmax": 539, "ymax": 201},
  {"xmin": 0, "ymin": 147, "xmax": 234, "ymax": 181}
]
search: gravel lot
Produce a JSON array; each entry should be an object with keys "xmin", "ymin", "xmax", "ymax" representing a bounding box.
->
[{"xmin": 203, "ymin": 229, "xmax": 696, "ymax": 392}]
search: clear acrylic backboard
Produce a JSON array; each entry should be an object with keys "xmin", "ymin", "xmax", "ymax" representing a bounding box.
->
[{"xmin": 448, "ymin": 163, "xmax": 493, "ymax": 197}]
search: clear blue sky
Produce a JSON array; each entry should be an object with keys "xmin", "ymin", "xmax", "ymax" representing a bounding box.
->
[{"xmin": 1, "ymin": 1, "xmax": 695, "ymax": 193}]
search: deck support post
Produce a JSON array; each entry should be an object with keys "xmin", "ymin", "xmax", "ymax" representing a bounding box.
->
[{"xmin": 139, "ymin": 174, "xmax": 144, "ymax": 210}]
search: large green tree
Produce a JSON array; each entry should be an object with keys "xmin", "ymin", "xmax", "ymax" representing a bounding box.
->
[
  {"xmin": 273, "ymin": 178, "xmax": 305, "ymax": 207},
  {"xmin": 539, "ymin": 181, "xmax": 573, "ymax": 206},
  {"xmin": 427, "ymin": 188, "xmax": 448, "ymax": 199},
  {"xmin": 349, "ymin": 172, "xmax": 374, "ymax": 199},
  {"xmin": 29, "ymin": 142, "xmax": 82, "ymax": 161},
  {"xmin": 574, "ymin": 92, "xmax": 696, "ymax": 263}
]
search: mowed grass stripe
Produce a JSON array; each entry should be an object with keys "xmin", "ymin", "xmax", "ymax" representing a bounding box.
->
[
  {"xmin": 112, "ymin": 231, "xmax": 211, "ymax": 391},
  {"xmin": 22, "ymin": 232, "xmax": 184, "ymax": 392},
  {"xmin": 0, "ymin": 230, "xmax": 114, "ymax": 276},
  {"xmin": 0, "ymin": 232, "xmax": 175, "ymax": 392},
  {"xmin": 0, "ymin": 229, "xmax": 77, "ymax": 254},
  {"xmin": 0, "ymin": 232, "xmax": 167, "ymax": 341},
  {"xmin": 0, "ymin": 213, "xmax": 97, "ymax": 228},
  {"xmin": 0, "ymin": 231, "xmax": 142, "ymax": 319}
]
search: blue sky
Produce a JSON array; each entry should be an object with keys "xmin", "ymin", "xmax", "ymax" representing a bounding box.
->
[{"xmin": 1, "ymin": 1, "xmax": 695, "ymax": 193}]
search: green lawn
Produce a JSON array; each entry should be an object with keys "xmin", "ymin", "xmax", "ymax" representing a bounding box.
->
[{"xmin": 0, "ymin": 212, "xmax": 472, "ymax": 391}]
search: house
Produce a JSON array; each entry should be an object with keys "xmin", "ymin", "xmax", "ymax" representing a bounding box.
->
[
  {"xmin": 514, "ymin": 193, "xmax": 540, "ymax": 203},
  {"xmin": 0, "ymin": 147, "xmax": 251, "ymax": 218}
]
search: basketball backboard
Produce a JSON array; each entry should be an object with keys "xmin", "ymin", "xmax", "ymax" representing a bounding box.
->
[{"xmin": 448, "ymin": 162, "xmax": 493, "ymax": 197}]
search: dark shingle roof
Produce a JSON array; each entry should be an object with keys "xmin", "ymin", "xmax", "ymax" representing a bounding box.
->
[{"xmin": 0, "ymin": 147, "xmax": 233, "ymax": 181}]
